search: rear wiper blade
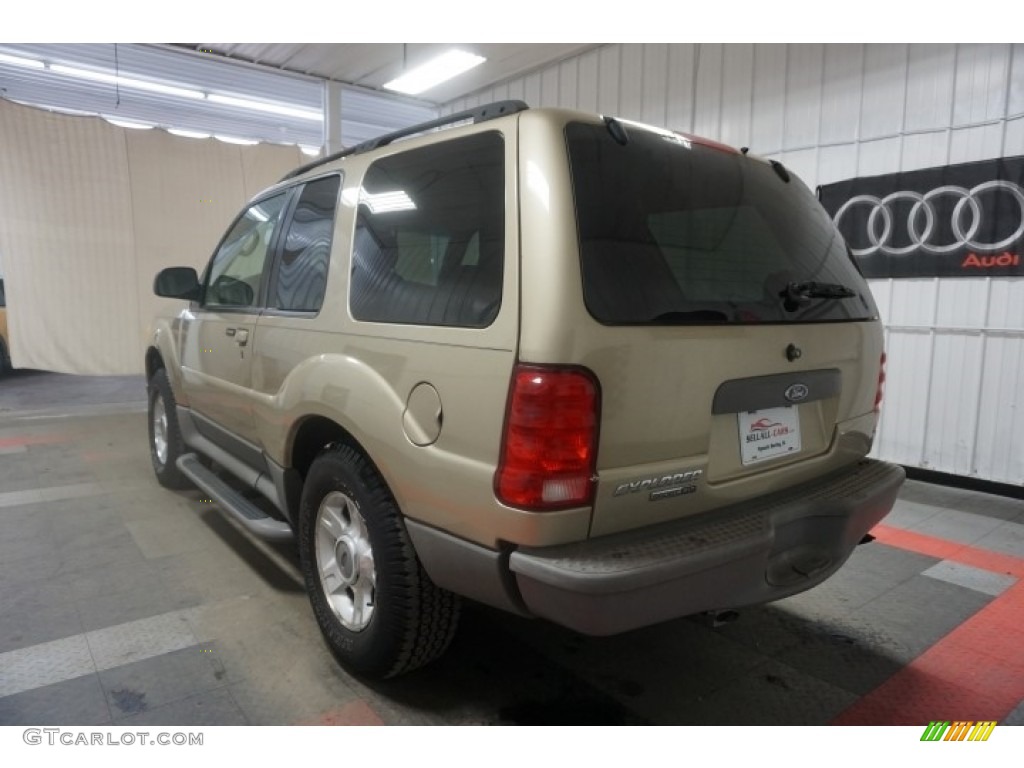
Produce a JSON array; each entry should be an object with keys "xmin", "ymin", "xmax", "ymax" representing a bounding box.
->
[{"xmin": 779, "ymin": 281, "xmax": 856, "ymax": 312}]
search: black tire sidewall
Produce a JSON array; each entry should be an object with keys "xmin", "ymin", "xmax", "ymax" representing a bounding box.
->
[
  {"xmin": 147, "ymin": 369, "xmax": 187, "ymax": 488},
  {"xmin": 299, "ymin": 447, "xmax": 413, "ymax": 678}
]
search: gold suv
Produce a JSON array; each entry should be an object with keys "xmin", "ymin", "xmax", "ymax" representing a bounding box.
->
[{"xmin": 147, "ymin": 102, "xmax": 904, "ymax": 678}]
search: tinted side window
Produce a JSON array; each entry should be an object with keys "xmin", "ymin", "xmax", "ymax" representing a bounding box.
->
[
  {"xmin": 270, "ymin": 176, "xmax": 340, "ymax": 312},
  {"xmin": 350, "ymin": 132, "xmax": 504, "ymax": 328},
  {"xmin": 0, "ymin": 279, "xmax": 5, "ymax": 307},
  {"xmin": 204, "ymin": 194, "xmax": 288, "ymax": 309}
]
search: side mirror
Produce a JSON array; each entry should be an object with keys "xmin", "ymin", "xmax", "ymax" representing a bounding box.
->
[{"xmin": 154, "ymin": 267, "xmax": 201, "ymax": 301}]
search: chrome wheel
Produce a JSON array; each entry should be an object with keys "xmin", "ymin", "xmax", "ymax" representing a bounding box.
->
[
  {"xmin": 315, "ymin": 491, "xmax": 376, "ymax": 632},
  {"xmin": 152, "ymin": 396, "xmax": 168, "ymax": 465}
]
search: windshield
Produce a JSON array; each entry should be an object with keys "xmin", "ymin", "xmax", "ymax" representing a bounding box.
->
[{"xmin": 565, "ymin": 121, "xmax": 877, "ymax": 325}]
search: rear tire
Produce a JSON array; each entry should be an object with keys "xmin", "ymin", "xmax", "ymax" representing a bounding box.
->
[
  {"xmin": 147, "ymin": 368, "xmax": 190, "ymax": 489},
  {"xmin": 299, "ymin": 444, "xmax": 460, "ymax": 679},
  {"xmin": 0, "ymin": 338, "xmax": 10, "ymax": 375}
]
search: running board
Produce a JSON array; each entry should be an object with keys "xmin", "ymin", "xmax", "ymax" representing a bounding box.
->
[{"xmin": 176, "ymin": 453, "xmax": 293, "ymax": 541}]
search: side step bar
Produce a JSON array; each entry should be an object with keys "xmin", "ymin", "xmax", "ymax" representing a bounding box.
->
[{"xmin": 176, "ymin": 453, "xmax": 293, "ymax": 541}]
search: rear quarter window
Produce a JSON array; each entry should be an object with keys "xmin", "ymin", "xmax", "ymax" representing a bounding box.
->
[{"xmin": 349, "ymin": 132, "xmax": 504, "ymax": 328}]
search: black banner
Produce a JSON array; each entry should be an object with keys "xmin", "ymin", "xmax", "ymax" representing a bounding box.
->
[{"xmin": 818, "ymin": 156, "xmax": 1024, "ymax": 278}]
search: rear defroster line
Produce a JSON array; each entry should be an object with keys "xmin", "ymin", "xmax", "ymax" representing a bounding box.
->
[{"xmin": 831, "ymin": 524, "xmax": 1024, "ymax": 725}]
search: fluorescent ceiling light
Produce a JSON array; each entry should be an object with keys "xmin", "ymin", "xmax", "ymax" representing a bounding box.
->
[
  {"xmin": 0, "ymin": 52, "xmax": 44, "ymax": 69},
  {"xmin": 383, "ymin": 50, "xmax": 485, "ymax": 95},
  {"xmin": 168, "ymin": 128, "xmax": 211, "ymax": 139},
  {"xmin": 215, "ymin": 134, "xmax": 259, "ymax": 146},
  {"xmin": 103, "ymin": 116, "xmax": 154, "ymax": 130},
  {"xmin": 299, "ymin": 145, "xmax": 321, "ymax": 157},
  {"xmin": 359, "ymin": 190, "xmax": 416, "ymax": 214},
  {"xmin": 51, "ymin": 64, "xmax": 204, "ymax": 100},
  {"xmin": 207, "ymin": 94, "xmax": 321, "ymax": 122}
]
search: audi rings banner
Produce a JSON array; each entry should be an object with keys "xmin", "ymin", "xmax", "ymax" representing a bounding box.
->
[{"xmin": 818, "ymin": 156, "xmax": 1024, "ymax": 278}]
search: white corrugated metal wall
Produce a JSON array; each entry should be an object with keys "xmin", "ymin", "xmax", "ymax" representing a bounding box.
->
[{"xmin": 444, "ymin": 43, "xmax": 1024, "ymax": 486}]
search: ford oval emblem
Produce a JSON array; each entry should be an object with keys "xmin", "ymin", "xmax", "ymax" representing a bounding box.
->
[{"xmin": 785, "ymin": 383, "xmax": 809, "ymax": 403}]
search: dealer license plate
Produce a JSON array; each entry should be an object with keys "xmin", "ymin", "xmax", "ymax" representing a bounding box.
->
[{"xmin": 738, "ymin": 406, "xmax": 802, "ymax": 466}]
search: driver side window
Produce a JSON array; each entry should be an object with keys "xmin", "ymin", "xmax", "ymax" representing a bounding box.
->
[{"xmin": 204, "ymin": 194, "xmax": 288, "ymax": 309}]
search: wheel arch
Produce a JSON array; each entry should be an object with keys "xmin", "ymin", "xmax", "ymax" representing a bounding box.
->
[
  {"xmin": 290, "ymin": 414, "xmax": 372, "ymax": 480},
  {"xmin": 145, "ymin": 346, "xmax": 164, "ymax": 380}
]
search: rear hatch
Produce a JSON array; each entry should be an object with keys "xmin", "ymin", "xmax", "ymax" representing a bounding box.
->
[{"xmin": 561, "ymin": 119, "xmax": 884, "ymax": 537}]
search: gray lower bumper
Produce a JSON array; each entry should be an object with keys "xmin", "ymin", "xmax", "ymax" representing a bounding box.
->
[{"xmin": 509, "ymin": 459, "xmax": 905, "ymax": 636}]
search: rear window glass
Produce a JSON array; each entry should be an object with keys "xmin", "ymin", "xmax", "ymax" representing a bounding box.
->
[
  {"xmin": 350, "ymin": 132, "xmax": 504, "ymax": 328},
  {"xmin": 565, "ymin": 121, "xmax": 877, "ymax": 325}
]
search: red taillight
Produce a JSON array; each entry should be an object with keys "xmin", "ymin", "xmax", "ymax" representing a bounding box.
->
[
  {"xmin": 495, "ymin": 365, "xmax": 600, "ymax": 511},
  {"xmin": 874, "ymin": 352, "xmax": 887, "ymax": 412}
]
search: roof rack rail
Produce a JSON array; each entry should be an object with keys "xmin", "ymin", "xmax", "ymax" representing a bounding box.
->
[{"xmin": 279, "ymin": 100, "xmax": 529, "ymax": 182}]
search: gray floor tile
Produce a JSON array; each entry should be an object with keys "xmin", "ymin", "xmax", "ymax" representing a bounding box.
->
[
  {"xmin": 49, "ymin": 496, "xmax": 126, "ymax": 548},
  {"xmin": 909, "ymin": 507, "xmax": 1005, "ymax": 546},
  {"xmin": 885, "ymin": 499, "xmax": 944, "ymax": 529},
  {"xmin": 0, "ymin": 502, "xmax": 54, "ymax": 544},
  {"xmin": 1004, "ymin": 698, "xmax": 1024, "ymax": 726},
  {"xmin": 773, "ymin": 617, "xmax": 906, "ymax": 695},
  {"xmin": 506, "ymin": 610, "xmax": 775, "ymax": 716},
  {"xmin": 898, "ymin": 480, "xmax": 1023, "ymax": 522},
  {"xmin": 855, "ymin": 575, "xmax": 992, "ymax": 662},
  {"xmin": 0, "ymin": 547, "xmax": 66, "ymax": 589},
  {"xmin": 74, "ymin": 574, "xmax": 205, "ymax": 634},
  {"xmin": 0, "ymin": 579, "xmax": 84, "ymax": 654},
  {"xmin": 114, "ymin": 687, "xmax": 248, "ymax": 726},
  {"xmin": 782, "ymin": 542, "xmax": 939, "ymax": 615},
  {"xmin": 125, "ymin": 514, "xmax": 224, "ymax": 560},
  {"xmin": 228, "ymin": 669, "xmax": 361, "ymax": 726},
  {"xmin": 0, "ymin": 673, "xmax": 112, "ymax": 725},
  {"xmin": 0, "ymin": 634, "xmax": 95, "ymax": 698},
  {"xmin": 56, "ymin": 530, "xmax": 149, "ymax": 580},
  {"xmin": 98, "ymin": 644, "xmax": 228, "ymax": 718},
  {"xmin": 922, "ymin": 560, "xmax": 1018, "ymax": 596},
  {"xmin": 0, "ymin": 518, "xmax": 56, "ymax": 566},
  {"xmin": 154, "ymin": 548, "xmax": 285, "ymax": 604},
  {"xmin": 86, "ymin": 610, "xmax": 198, "ymax": 671},
  {"xmin": 649, "ymin": 658, "xmax": 859, "ymax": 724},
  {"xmin": 971, "ymin": 520, "xmax": 1024, "ymax": 560}
]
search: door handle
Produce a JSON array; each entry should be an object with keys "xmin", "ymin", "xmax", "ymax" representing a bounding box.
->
[
  {"xmin": 235, "ymin": 328, "xmax": 249, "ymax": 346},
  {"xmin": 225, "ymin": 327, "xmax": 236, "ymax": 337}
]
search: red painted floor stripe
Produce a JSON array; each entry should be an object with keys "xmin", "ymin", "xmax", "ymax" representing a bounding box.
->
[
  {"xmin": 832, "ymin": 524, "xmax": 1024, "ymax": 725},
  {"xmin": 0, "ymin": 434, "xmax": 66, "ymax": 448},
  {"xmin": 871, "ymin": 524, "xmax": 1024, "ymax": 579},
  {"xmin": 306, "ymin": 700, "xmax": 385, "ymax": 726}
]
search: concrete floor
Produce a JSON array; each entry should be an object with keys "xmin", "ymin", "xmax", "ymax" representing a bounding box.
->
[{"xmin": 1, "ymin": 370, "xmax": 1022, "ymax": 726}]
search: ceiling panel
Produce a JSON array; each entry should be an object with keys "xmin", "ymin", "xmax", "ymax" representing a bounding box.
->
[
  {"xmin": 0, "ymin": 43, "xmax": 598, "ymax": 152},
  {"xmin": 0, "ymin": 43, "xmax": 439, "ymax": 149},
  {"xmin": 183, "ymin": 43, "xmax": 599, "ymax": 105}
]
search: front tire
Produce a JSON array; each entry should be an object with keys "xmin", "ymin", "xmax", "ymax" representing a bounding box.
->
[
  {"xmin": 147, "ymin": 368, "xmax": 190, "ymax": 489},
  {"xmin": 299, "ymin": 444, "xmax": 460, "ymax": 679}
]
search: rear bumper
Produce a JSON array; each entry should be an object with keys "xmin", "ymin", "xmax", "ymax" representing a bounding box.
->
[{"xmin": 508, "ymin": 459, "xmax": 905, "ymax": 635}]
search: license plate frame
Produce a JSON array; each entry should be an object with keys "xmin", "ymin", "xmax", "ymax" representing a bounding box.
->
[{"xmin": 737, "ymin": 406, "xmax": 802, "ymax": 466}]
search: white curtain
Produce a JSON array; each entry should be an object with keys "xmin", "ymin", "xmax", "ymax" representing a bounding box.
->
[{"xmin": 0, "ymin": 99, "xmax": 302, "ymax": 374}]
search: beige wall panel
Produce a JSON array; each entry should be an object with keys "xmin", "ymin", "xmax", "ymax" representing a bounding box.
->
[
  {"xmin": 0, "ymin": 100, "xmax": 138, "ymax": 374},
  {"xmin": 124, "ymin": 131, "xmax": 250, "ymax": 357},
  {"xmin": 0, "ymin": 100, "xmax": 303, "ymax": 375},
  {"xmin": 240, "ymin": 144, "xmax": 302, "ymax": 199}
]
